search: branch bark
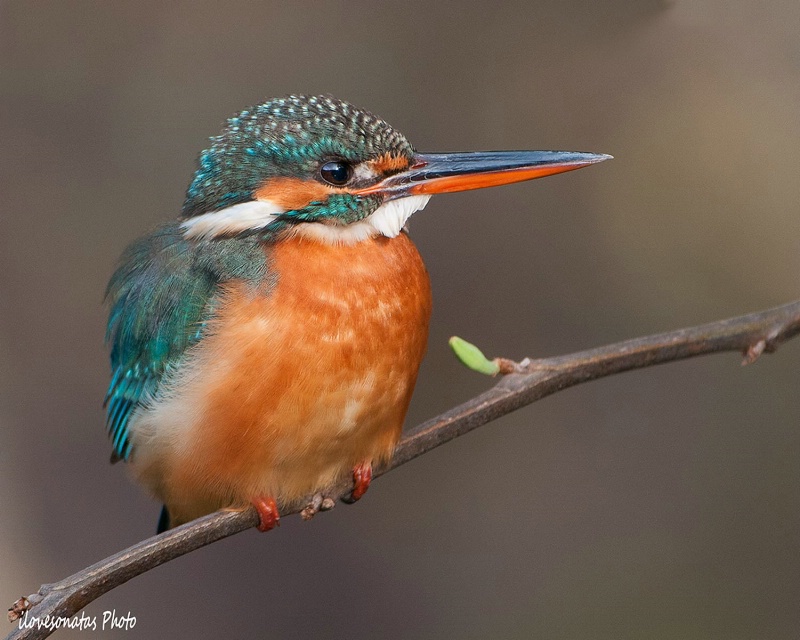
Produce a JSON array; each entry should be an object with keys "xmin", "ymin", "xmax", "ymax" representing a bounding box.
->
[{"xmin": 8, "ymin": 299, "xmax": 800, "ymax": 640}]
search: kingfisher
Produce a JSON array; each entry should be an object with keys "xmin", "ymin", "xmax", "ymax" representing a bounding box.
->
[{"xmin": 104, "ymin": 94, "xmax": 609, "ymax": 533}]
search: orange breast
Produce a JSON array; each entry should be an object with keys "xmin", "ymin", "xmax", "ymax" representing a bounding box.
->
[{"xmin": 151, "ymin": 232, "xmax": 431, "ymax": 521}]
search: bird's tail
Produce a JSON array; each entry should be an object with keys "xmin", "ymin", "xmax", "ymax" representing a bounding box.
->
[{"xmin": 156, "ymin": 505, "xmax": 171, "ymax": 534}]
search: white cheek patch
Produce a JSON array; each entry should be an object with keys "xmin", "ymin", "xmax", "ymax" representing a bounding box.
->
[
  {"xmin": 181, "ymin": 200, "xmax": 285, "ymax": 239},
  {"xmin": 367, "ymin": 195, "xmax": 431, "ymax": 237}
]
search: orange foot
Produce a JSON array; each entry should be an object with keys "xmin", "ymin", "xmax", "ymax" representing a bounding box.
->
[
  {"xmin": 342, "ymin": 462, "xmax": 373, "ymax": 504},
  {"xmin": 251, "ymin": 496, "xmax": 280, "ymax": 532}
]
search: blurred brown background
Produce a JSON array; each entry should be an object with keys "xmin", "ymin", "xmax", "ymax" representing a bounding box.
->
[{"xmin": 2, "ymin": 1, "xmax": 800, "ymax": 638}]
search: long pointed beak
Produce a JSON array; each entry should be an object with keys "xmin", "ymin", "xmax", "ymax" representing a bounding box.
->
[{"xmin": 358, "ymin": 150, "xmax": 611, "ymax": 198}]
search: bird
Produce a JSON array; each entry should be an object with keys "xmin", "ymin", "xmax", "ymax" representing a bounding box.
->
[{"xmin": 104, "ymin": 94, "xmax": 610, "ymax": 533}]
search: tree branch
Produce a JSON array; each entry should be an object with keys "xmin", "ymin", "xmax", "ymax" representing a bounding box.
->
[{"xmin": 8, "ymin": 299, "xmax": 800, "ymax": 640}]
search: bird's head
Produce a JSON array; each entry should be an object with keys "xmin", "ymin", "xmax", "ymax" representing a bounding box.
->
[{"xmin": 181, "ymin": 95, "xmax": 609, "ymax": 244}]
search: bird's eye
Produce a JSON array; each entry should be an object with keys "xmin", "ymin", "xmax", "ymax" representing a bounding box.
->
[{"xmin": 320, "ymin": 160, "xmax": 353, "ymax": 186}]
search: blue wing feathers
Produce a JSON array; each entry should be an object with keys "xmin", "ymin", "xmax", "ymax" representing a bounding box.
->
[
  {"xmin": 105, "ymin": 224, "xmax": 216, "ymax": 461},
  {"xmin": 104, "ymin": 223, "xmax": 269, "ymax": 462}
]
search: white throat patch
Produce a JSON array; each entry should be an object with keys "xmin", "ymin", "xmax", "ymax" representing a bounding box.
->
[
  {"xmin": 369, "ymin": 195, "xmax": 431, "ymax": 237},
  {"xmin": 292, "ymin": 194, "xmax": 431, "ymax": 245}
]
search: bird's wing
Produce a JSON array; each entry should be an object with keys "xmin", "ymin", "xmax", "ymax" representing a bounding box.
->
[
  {"xmin": 104, "ymin": 222, "xmax": 268, "ymax": 462},
  {"xmin": 104, "ymin": 223, "xmax": 218, "ymax": 461}
]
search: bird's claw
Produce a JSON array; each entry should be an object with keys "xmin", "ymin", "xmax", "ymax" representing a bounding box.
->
[
  {"xmin": 251, "ymin": 496, "xmax": 280, "ymax": 532},
  {"xmin": 301, "ymin": 493, "xmax": 337, "ymax": 520},
  {"xmin": 341, "ymin": 462, "xmax": 372, "ymax": 504}
]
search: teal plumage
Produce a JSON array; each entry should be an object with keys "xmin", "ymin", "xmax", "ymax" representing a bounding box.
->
[{"xmin": 104, "ymin": 223, "xmax": 268, "ymax": 461}]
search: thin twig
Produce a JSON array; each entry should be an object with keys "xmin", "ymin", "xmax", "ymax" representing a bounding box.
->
[{"xmin": 7, "ymin": 299, "xmax": 800, "ymax": 640}]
